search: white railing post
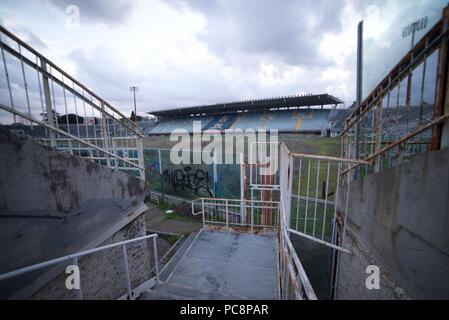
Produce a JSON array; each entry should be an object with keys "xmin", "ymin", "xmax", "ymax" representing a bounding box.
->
[
  {"xmin": 225, "ymin": 200, "xmax": 229, "ymax": 230},
  {"xmin": 40, "ymin": 58, "xmax": 56, "ymax": 148},
  {"xmin": 121, "ymin": 244, "xmax": 133, "ymax": 299},
  {"xmin": 202, "ymin": 199, "xmax": 205, "ymax": 229},
  {"xmin": 137, "ymin": 137, "xmax": 145, "ymax": 179},
  {"xmin": 152, "ymin": 237, "xmax": 159, "ymax": 281},
  {"xmin": 240, "ymin": 153, "xmax": 245, "ymax": 223},
  {"xmin": 72, "ymin": 256, "xmax": 83, "ymax": 300},
  {"xmin": 100, "ymin": 102, "xmax": 111, "ymax": 168},
  {"xmin": 250, "ymin": 200, "xmax": 254, "ymax": 231}
]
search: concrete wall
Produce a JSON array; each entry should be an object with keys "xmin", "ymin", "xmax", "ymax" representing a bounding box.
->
[
  {"xmin": 337, "ymin": 147, "xmax": 449, "ymax": 299},
  {"xmin": 0, "ymin": 127, "xmax": 147, "ymax": 298}
]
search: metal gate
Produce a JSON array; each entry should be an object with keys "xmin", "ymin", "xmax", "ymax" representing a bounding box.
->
[{"xmin": 250, "ymin": 141, "xmax": 369, "ymax": 253}]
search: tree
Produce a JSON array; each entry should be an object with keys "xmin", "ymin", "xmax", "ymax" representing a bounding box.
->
[{"xmin": 57, "ymin": 114, "xmax": 85, "ymax": 124}]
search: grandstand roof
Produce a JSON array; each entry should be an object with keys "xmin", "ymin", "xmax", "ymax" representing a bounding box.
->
[{"xmin": 148, "ymin": 93, "xmax": 343, "ymax": 118}]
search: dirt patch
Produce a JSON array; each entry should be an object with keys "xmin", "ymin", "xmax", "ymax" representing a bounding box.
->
[{"xmin": 144, "ymin": 202, "xmax": 202, "ymax": 236}]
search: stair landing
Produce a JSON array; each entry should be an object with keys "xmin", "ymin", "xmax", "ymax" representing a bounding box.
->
[{"xmin": 142, "ymin": 229, "xmax": 279, "ymax": 300}]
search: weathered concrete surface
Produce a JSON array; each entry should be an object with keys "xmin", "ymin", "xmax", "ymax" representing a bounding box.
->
[
  {"xmin": 0, "ymin": 127, "xmax": 146, "ymax": 298},
  {"xmin": 146, "ymin": 229, "xmax": 278, "ymax": 299},
  {"xmin": 337, "ymin": 147, "xmax": 449, "ymax": 299}
]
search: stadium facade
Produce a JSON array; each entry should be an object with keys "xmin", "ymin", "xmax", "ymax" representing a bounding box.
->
[{"xmin": 145, "ymin": 94, "xmax": 343, "ymax": 135}]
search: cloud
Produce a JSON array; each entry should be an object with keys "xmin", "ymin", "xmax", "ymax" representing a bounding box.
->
[
  {"xmin": 167, "ymin": 0, "xmax": 347, "ymax": 67},
  {"xmin": 1, "ymin": 0, "xmax": 369, "ymax": 120},
  {"xmin": 0, "ymin": 18, "xmax": 48, "ymax": 50}
]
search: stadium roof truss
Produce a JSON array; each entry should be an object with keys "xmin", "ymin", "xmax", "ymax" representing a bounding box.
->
[{"xmin": 148, "ymin": 94, "xmax": 343, "ymax": 118}]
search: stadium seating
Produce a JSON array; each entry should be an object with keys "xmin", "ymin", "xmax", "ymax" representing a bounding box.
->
[{"xmin": 148, "ymin": 109, "xmax": 331, "ymax": 134}]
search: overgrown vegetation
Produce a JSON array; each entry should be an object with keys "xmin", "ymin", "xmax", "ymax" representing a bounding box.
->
[
  {"xmin": 159, "ymin": 234, "xmax": 182, "ymax": 246},
  {"xmin": 157, "ymin": 200, "xmax": 201, "ymax": 223}
]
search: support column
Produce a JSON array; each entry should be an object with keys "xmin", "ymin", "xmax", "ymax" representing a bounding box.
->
[
  {"xmin": 431, "ymin": 5, "xmax": 449, "ymax": 150},
  {"xmin": 354, "ymin": 21, "xmax": 363, "ymax": 179}
]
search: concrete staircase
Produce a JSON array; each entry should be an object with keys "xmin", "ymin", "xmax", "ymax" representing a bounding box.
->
[
  {"xmin": 141, "ymin": 230, "xmax": 242, "ymax": 300},
  {"xmin": 140, "ymin": 282, "xmax": 241, "ymax": 300},
  {"xmin": 139, "ymin": 229, "xmax": 279, "ymax": 300}
]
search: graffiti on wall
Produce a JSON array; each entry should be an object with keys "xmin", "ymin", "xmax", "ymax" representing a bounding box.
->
[{"xmin": 162, "ymin": 166, "xmax": 213, "ymax": 197}]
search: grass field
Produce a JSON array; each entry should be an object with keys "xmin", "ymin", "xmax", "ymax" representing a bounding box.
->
[{"xmin": 142, "ymin": 133, "xmax": 341, "ymax": 157}]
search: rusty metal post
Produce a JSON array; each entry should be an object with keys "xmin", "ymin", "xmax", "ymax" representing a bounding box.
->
[
  {"xmin": 430, "ymin": 5, "xmax": 449, "ymax": 150},
  {"xmin": 373, "ymin": 94, "xmax": 383, "ymax": 172}
]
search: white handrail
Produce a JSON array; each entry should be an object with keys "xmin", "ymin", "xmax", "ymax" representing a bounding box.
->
[{"xmin": 0, "ymin": 233, "xmax": 159, "ymax": 300}]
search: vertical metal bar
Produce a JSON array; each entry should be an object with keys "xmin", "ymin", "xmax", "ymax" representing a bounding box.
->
[
  {"xmin": 240, "ymin": 153, "xmax": 245, "ymax": 223},
  {"xmin": 331, "ymin": 163, "xmax": 341, "ymax": 243},
  {"xmin": 374, "ymin": 99, "xmax": 383, "ymax": 172},
  {"xmin": 225, "ymin": 199, "xmax": 229, "ymax": 230},
  {"xmin": 40, "ymin": 59, "xmax": 56, "ymax": 148},
  {"xmin": 158, "ymin": 148, "xmax": 164, "ymax": 201},
  {"xmin": 35, "ymin": 55, "xmax": 48, "ymax": 137},
  {"xmin": 341, "ymin": 168, "xmax": 352, "ymax": 247},
  {"xmin": 121, "ymin": 244, "xmax": 132, "ymax": 299},
  {"xmin": 437, "ymin": 9, "xmax": 449, "ymax": 149},
  {"xmin": 303, "ymin": 159, "xmax": 311, "ymax": 234},
  {"xmin": 100, "ymin": 102, "xmax": 110, "ymax": 167},
  {"xmin": 72, "ymin": 82, "xmax": 81, "ymax": 144},
  {"xmin": 321, "ymin": 161, "xmax": 331, "ymax": 240},
  {"xmin": 137, "ymin": 137, "xmax": 145, "ymax": 179},
  {"xmin": 295, "ymin": 158, "xmax": 302, "ymax": 230},
  {"xmin": 395, "ymin": 79, "xmax": 402, "ymax": 161},
  {"xmin": 61, "ymin": 75, "xmax": 71, "ymax": 148},
  {"xmin": 213, "ymin": 152, "xmax": 218, "ymax": 197},
  {"xmin": 251, "ymin": 198, "xmax": 254, "ymax": 230},
  {"xmin": 202, "ymin": 199, "xmax": 205, "ymax": 229},
  {"xmin": 312, "ymin": 160, "xmax": 320, "ymax": 237},
  {"xmin": 18, "ymin": 45, "xmax": 32, "ymax": 123},
  {"xmin": 72, "ymin": 257, "xmax": 83, "ymax": 300},
  {"xmin": 0, "ymin": 33, "xmax": 16, "ymax": 123},
  {"xmin": 81, "ymin": 90, "xmax": 93, "ymax": 160},
  {"xmin": 385, "ymin": 92, "xmax": 392, "ymax": 168},
  {"xmin": 152, "ymin": 237, "xmax": 159, "ymax": 281}
]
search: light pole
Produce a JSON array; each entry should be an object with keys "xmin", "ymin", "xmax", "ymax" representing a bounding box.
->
[
  {"xmin": 402, "ymin": 16, "xmax": 428, "ymax": 49},
  {"xmin": 401, "ymin": 16, "xmax": 428, "ymax": 136},
  {"xmin": 129, "ymin": 86, "xmax": 139, "ymax": 120}
]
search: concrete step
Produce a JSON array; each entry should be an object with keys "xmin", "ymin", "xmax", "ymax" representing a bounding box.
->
[
  {"xmin": 140, "ymin": 282, "xmax": 242, "ymax": 300},
  {"xmin": 139, "ymin": 286, "xmax": 186, "ymax": 300},
  {"xmin": 159, "ymin": 231, "xmax": 198, "ymax": 282}
]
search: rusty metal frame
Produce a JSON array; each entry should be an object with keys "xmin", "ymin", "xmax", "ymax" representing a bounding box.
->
[{"xmin": 342, "ymin": 5, "xmax": 449, "ymax": 168}]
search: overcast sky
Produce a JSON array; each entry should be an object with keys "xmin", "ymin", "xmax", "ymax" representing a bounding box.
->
[{"xmin": 0, "ymin": 0, "xmax": 445, "ymax": 117}]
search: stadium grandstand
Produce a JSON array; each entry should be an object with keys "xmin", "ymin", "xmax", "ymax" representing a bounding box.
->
[{"xmin": 145, "ymin": 93, "xmax": 344, "ymax": 135}]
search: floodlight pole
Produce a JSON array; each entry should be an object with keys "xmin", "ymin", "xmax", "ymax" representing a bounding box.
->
[
  {"xmin": 402, "ymin": 16, "xmax": 428, "ymax": 49},
  {"xmin": 401, "ymin": 17, "xmax": 428, "ymax": 138},
  {"xmin": 129, "ymin": 86, "xmax": 139, "ymax": 119}
]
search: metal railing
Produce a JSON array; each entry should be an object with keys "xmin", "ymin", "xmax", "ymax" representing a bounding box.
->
[
  {"xmin": 0, "ymin": 234, "xmax": 159, "ymax": 300},
  {"xmin": 192, "ymin": 197, "xmax": 280, "ymax": 230},
  {"xmin": 341, "ymin": 5, "xmax": 449, "ymax": 174},
  {"xmin": 0, "ymin": 26, "xmax": 144, "ymax": 178},
  {"xmin": 191, "ymin": 195, "xmax": 317, "ymax": 300},
  {"xmin": 288, "ymin": 152, "xmax": 368, "ymax": 253},
  {"xmin": 278, "ymin": 199, "xmax": 317, "ymax": 300}
]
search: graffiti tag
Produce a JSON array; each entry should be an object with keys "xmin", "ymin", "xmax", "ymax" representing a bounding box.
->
[{"xmin": 163, "ymin": 167, "xmax": 213, "ymax": 197}]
